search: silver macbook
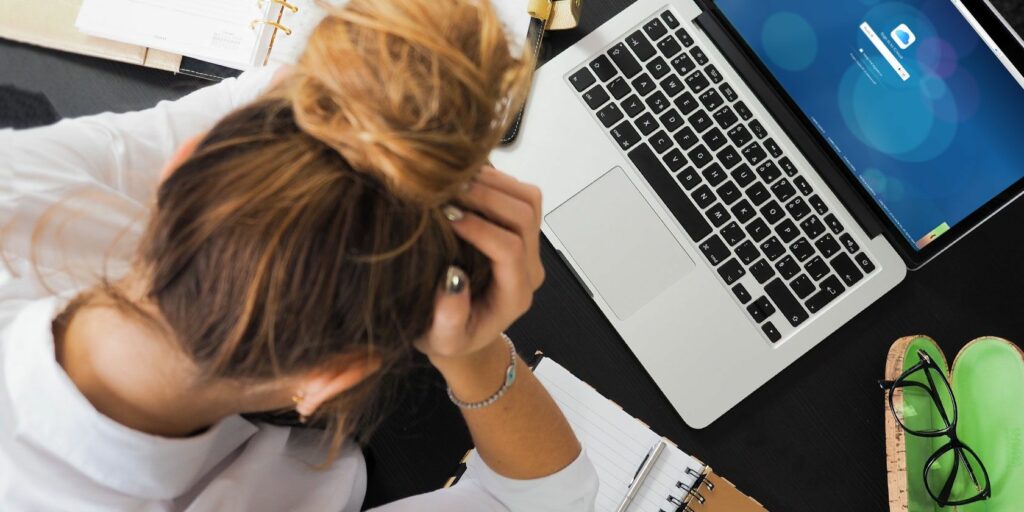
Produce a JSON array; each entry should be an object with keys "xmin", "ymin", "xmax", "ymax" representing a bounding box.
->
[{"xmin": 491, "ymin": 0, "xmax": 1024, "ymax": 427}]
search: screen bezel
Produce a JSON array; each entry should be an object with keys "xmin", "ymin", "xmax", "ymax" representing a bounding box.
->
[{"xmin": 706, "ymin": 0, "xmax": 1024, "ymax": 268}]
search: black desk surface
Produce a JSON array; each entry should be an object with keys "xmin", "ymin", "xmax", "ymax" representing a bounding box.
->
[{"xmin": 4, "ymin": 2, "xmax": 1024, "ymax": 510}]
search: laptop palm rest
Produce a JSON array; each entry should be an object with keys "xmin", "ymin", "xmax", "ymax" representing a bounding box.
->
[{"xmin": 546, "ymin": 167, "xmax": 695, "ymax": 320}]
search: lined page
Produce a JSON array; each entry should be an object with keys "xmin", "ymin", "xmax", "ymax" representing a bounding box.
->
[
  {"xmin": 536, "ymin": 359, "xmax": 706, "ymax": 511},
  {"xmin": 76, "ymin": 0, "xmax": 267, "ymax": 69}
]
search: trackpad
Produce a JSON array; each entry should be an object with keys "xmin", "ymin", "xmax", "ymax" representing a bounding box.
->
[{"xmin": 547, "ymin": 167, "xmax": 694, "ymax": 320}]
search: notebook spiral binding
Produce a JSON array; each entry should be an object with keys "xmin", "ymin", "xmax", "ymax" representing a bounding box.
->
[
  {"xmin": 251, "ymin": 0, "xmax": 299, "ymax": 65},
  {"xmin": 665, "ymin": 466, "xmax": 717, "ymax": 512}
]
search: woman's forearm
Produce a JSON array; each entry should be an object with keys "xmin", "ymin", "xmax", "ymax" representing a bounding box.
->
[{"xmin": 431, "ymin": 337, "xmax": 580, "ymax": 480}]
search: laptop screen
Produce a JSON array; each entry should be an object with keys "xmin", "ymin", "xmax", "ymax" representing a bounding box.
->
[{"xmin": 715, "ymin": 0, "xmax": 1024, "ymax": 250}]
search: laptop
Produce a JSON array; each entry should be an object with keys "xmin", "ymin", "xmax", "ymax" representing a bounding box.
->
[{"xmin": 491, "ymin": 0, "xmax": 1024, "ymax": 428}]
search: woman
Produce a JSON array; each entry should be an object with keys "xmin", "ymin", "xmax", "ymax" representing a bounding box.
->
[{"xmin": 0, "ymin": 0, "xmax": 598, "ymax": 510}]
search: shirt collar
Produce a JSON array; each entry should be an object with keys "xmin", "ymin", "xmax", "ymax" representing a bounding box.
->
[{"xmin": 2, "ymin": 297, "xmax": 259, "ymax": 500}]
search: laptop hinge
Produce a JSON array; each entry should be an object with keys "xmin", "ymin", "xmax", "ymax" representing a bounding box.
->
[{"xmin": 693, "ymin": 10, "xmax": 888, "ymax": 241}]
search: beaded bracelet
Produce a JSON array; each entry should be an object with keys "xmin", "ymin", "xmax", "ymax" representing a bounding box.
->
[{"xmin": 446, "ymin": 333, "xmax": 518, "ymax": 410}]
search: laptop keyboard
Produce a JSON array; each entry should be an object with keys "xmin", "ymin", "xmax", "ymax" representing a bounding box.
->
[{"xmin": 567, "ymin": 9, "xmax": 877, "ymax": 343}]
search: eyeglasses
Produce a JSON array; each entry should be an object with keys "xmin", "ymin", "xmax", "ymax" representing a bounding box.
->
[{"xmin": 878, "ymin": 350, "xmax": 991, "ymax": 506}]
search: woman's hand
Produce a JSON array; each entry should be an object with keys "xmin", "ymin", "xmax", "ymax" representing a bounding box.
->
[{"xmin": 415, "ymin": 166, "xmax": 544, "ymax": 367}]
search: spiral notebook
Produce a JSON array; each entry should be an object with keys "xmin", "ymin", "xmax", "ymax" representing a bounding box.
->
[{"xmin": 446, "ymin": 356, "xmax": 767, "ymax": 512}]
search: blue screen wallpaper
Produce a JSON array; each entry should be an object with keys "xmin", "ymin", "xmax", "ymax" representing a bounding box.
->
[{"xmin": 716, "ymin": 0, "xmax": 1024, "ymax": 249}]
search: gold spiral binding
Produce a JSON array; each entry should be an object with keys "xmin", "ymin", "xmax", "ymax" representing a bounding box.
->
[
  {"xmin": 250, "ymin": 19, "xmax": 293, "ymax": 35},
  {"xmin": 257, "ymin": 0, "xmax": 299, "ymax": 13}
]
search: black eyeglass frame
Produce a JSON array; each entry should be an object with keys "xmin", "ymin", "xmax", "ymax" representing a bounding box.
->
[{"xmin": 878, "ymin": 350, "xmax": 992, "ymax": 506}]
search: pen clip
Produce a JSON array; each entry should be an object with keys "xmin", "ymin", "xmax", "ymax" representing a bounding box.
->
[{"xmin": 629, "ymin": 445, "xmax": 655, "ymax": 486}]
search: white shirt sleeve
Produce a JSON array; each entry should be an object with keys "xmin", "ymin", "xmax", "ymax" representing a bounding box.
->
[{"xmin": 367, "ymin": 450, "xmax": 598, "ymax": 512}]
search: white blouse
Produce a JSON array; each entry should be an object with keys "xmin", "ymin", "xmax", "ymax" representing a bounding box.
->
[{"xmin": 0, "ymin": 67, "xmax": 598, "ymax": 511}]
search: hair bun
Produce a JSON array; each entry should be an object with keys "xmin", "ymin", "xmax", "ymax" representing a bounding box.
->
[{"xmin": 289, "ymin": 0, "xmax": 533, "ymax": 206}]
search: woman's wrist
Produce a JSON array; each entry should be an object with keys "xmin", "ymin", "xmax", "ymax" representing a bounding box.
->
[{"xmin": 430, "ymin": 335, "xmax": 515, "ymax": 404}]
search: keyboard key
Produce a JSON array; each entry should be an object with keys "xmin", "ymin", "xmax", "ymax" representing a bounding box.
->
[
  {"xmin": 779, "ymin": 156, "xmax": 798, "ymax": 177},
  {"xmin": 631, "ymin": 73, "xmax": 657, "ymax": 96},
  {"xmin": 611, "ymin": 121, "xmax": 641, "ymax": 150},
  {"xmin": 750, "ymin": 119, "xmax": 768, "ymax": 139},
  {"xmin": 589, "ymin": 55, "xmax": 618, "ymax": 81},
  {"xmin": 721, "ymin": 221, "xmax": 745, "ymax": 246},
  {"xmin": 608, "ymin": 43, "xmax": 642, "ymax": 77},
  {"xmin": 644, "ymin": 18, "xmax": 668, "ymax": 41},
  {"xmin": 727, "ymin": 124, "xmax": 753, "ymax": 147},
  {"xmin": 689, "ymin": 110, "xmax": 714, "ymax": 133},
  {"xmin": 717, "ymin": 146, "xmax": 742, "ymax": 170},
  {"xmin": 688, "ymin": 144, "xmax": 714, "ymax": 169},
  {"xmin": 754, "ymin": 160, "xmax": 781, "ymax": 184},
  {"xmin": 705, "ymin": 64, "xmax": 723, "ymax": 84},
  {"xmin": 794, "ymin": 176, "xmax": 813, "ymax": 196},
  {"xmin": 699, "ymin": 89, "xmax": 724, "ymax": 111},
  {"xmin": 736, "ymin": 241, "xmax": 759, "ymax": 264},
  {"xmin": 804, "ymin": 256, "xmax": 830, "ymax": 281},
  {"xmin": 806, "ymin": 276, "xmax": 845, "ymax": 314},
  {"xmin": 750, "ymin": 259, "xmax": 775, "ymax": 284},
  {"xmin": 754, "ymin": 296, "xmax": 776, "ymax": 317},
  {"xmin": 765, "ymin": 279, "xmax": 809, "ymax": 331},
  {"xmin": 791, "ymin": 238, "xmax": 815, "ymax": 262},
  {"xmin": 626, "ymin": 30, "xmax": 656, "ymax": 61},
  {"xmin": 663, "ymin": 149, "xmax": 687, "ymax": 171},
  {"xmin": 646, "ymin": 57, "xmax": 671, "ymax": 79},
  {"xmin": 746, "ymin": 182, "xmax": 771, "ymax": 206},
  {"xmin": 685, "ymin": 70, "xmax": 711, "ymax": 93},
  {"xmin": 764, "ymin": 138, "xmax": 783, "ymax": 158},
  {"xmin": 731, "ymin": 165, "xmax": 756, "ymax": 188},
  {"xmin": 732, "ymin": 283, "xmax": 752, "ymax": 304},
  {"xmin": 771, "ymin": 179, "xmax": 796, "ymax": 202},
  {"xmin": 815, "ymin": 234, "xmax": 841, "ymax": 259},
  {"xmin": 713, "ymin": 106, "xmax": 739, "ymax": 129},
  {"xmin": 708, "ymin": 204, "xmax": 731, "ymax": 227},
  {"xmin": 701, "ymin": 163, "xmax": 727, "ymax": 187},
  {"xmin": 698, "ymin": 235, "xmax": 730, "ymax": 265},
  {"xmin": 657, "ymin": 35, "xmax": 683, "ymax": 58},
  {"xmin": 746, "ymin": 218, "xmax": 771, "ymax": 242},
  {"xmin": 659, "ymin": 109, "xmax": 684, "ymax": 132},
  {"xmin": 775, "ymin": 219, "xmax": 800, "ymax": 243},
  {"xmin": 824, "ymin": 214, "xmax": 844, "ymax": 235},
  {"xmin": 855, "ymin": 253, "xmax": 876, "ymax": 274},
  {"xmin": 800, "ymin": 216, "xmax": 826, "ymax": 239},
  {"xmin": 674, "ymin": 92, "xmax": 698, "ymax": 115},
  {"xmin": 690, "ymin": 47, "xmax": 709, "ymax": 66},
  {"xmin": 596, "ymin": 103, "xmax": 625, "ymax": 128},
  {"xmin": 831, "ymin": 253, "xmax": 863, "ymax": 287},
  {"xmin": 674, "ymin": 126, "xmax": 698, "ymax": 150},
  {"xmin": 569, "ymin": 67, "xmax": 597, "ymax": 91},
  {"xmin": 692, "ymin": 184, "xmax": 715, "ymax": 208},
  {"xmin": 735, "ymin": 101, "xmax": 753, "ymax": 120},
  {"xmin": 809, "ymin": 194, "xmax": 829, "ymax": 215},
  {"xmin": 775, "ymin": 256, "xmax": 801, "ymax": 280},
  {"xmin": 646, "ymin": 91, "xmax": 670, "ymax": 114},
  {"xmin": 577, "ymin": 86, "xmax": 608, "ymax": 109},
  {"xmin": 651, "ymin": 131, "xmax": 673, "ymax": 154},
  {"xmin": 720, "ymin": 83, "xmax": 738, "ymax": 102},
  {"xmin": 790, "ymin": 274, "xmax": 815, "ymax": 299},
  {"xmin": 747, "ymin": 301, "xmax": 767, "ymax": 323},
  {"xmin": 760, "ymin": 200, "xmax": 785, "ymax": 225},
  {"xmin": 660, "ymin": 75, "xmax": 685, "ymax": 97},
  {"xmin": 670, "ymin": 53, "xmax": 696, "ymax": 76},
  {"xmin": 762, "ymin": 322, "xmax": 782, "ymax": 343},
  {"xmin": 717, "ymin": 181, "xmax": 742, "ymax": 205},
  {"xmin": 622, "ymin": 95, "xmax": 645, "ymax": 117},
  {"xmin": 731, "ymin": 199, "xmax": 756, "ymax": 224},
  {"xmin": 785, "ymin": 197, "xmax": 812, "ymax": 222},
  {"xmin": 743, "ymin": 143, "xmax": 769, "ymax": 167},
  {"xmin": 661, "ymin": 10, "xmax": 680, "ymax": 29},
  {"xmin": 840, "ymin": 233, "xmax": 859, "ymax": 254},
  {"xmin": 677, "ymin": 167, "xmax": 701, "ymax": 190},
  {"xmin": 629, "ymin": 144, "xmax": 712, "ymax": 242},
  {"xmin": 608, "ymin": 77, "xmax": 631, "ymax": 99},
  {"xmin": 759, "ymin": 236, "xmax": 786, "ymax": 261},
  {"xmin": 635, "ymin": 113, "xmax": 659, "ymax": 135},
  {"xmin": 702, "ymin": 128, "xmax": 727, "ymax": 151},
  {"xmin": 676, "ymin": 28, "xmax": 694, "ymax": 47}
]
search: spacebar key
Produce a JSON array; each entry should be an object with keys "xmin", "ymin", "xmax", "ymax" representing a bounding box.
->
[{"xmin": 628, "ymin": 144, "xmax": 712, "ymax": 242}]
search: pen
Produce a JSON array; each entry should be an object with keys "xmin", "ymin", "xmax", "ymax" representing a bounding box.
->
[{"xmin": 615, "ymin": 439, "xmax": 666, "ymax": 512}]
